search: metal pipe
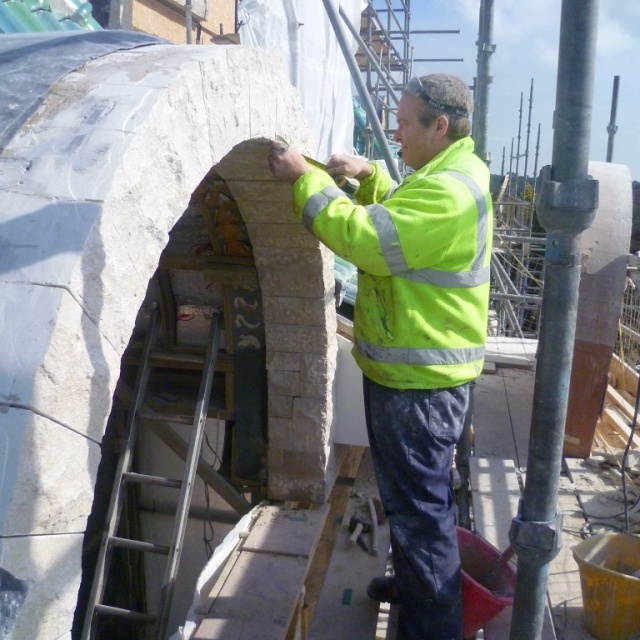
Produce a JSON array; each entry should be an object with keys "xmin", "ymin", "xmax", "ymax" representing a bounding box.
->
[
  {"xmin": 515, "ymin": 92, "xmax": 524, "ymax": 189},
  {"xmin": 490, "ymin": 257, "xmax": 525, "ymax": 338},
  {"xmin": 387, "ymin": 29, "xmax": 460, "ymax": 34},
  {"xmin": 509, "ymin": 2, "xmax": 600, "ymax": 638},
  {"xmin": 185, "ymin": 0, "xmax": 192, "ymax": 44},
  {"xmin": 322, "ymin": 0, "xmax": 401, "ymax": 183},
  {"xmin": 474, "ymin": 0, "xmax": 495, "ymax": 164},
  {"xmin": 495, "ymin": 234, "xmax": 547, "ymax": 245},
  {"xmin": 532, "ymin": 123, "xmax": 542, "ymax": 205},
  {"xmin": 606, "ymin": 75, "xmax": 620, "ymax": 162},
  {"xmin": 522, "ymin": 79, "xmax": 534, "ymax": 195},
  {"xmin": 508, "ymin": 138, "xmax": 514, "ymax": 194},
  {"xmin": 139, "ymin": 500, "xmax": 242, "ymax": 525},
  {"xmin": 491, "ymin": 292, "xmax": 542, "ymax": 303},
  {"xmin": 413, "ymin": 58, "xmax": 464, "ymax": 63}
]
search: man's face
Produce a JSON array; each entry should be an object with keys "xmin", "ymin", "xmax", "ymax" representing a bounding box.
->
[{"xmin": 393, "ymin": 93, "xmax": 444, "ymax": 170}]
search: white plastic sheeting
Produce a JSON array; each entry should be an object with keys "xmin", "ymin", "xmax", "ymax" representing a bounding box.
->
[
  {"xmin": 169, "ymin": 507, "xmax": 260, "ymax": 640},
  {"xmin": 239, "ymin": 0, "xmax": 365, "ymax": 161}
]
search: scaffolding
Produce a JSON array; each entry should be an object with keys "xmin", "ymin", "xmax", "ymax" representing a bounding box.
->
[
  {"xmin": 352, "ymin": 1, "xmax": 461, "ymax": 162},
  {"xmin": 491, "ymin": 191, "xmax": 545, "ymax": 339}
]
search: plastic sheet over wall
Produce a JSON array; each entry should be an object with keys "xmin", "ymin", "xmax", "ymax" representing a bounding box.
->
[
  {"xmin": 0, "ymin": 31, "xmax": 168, "ymax": 152},
  {"xmin": 239, "ymin": 0, "xmax": 364, "ymax": 161}
]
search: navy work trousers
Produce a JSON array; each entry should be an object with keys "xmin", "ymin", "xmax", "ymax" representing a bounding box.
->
[{"xmin": 363, "ymin": 375, "xmax": 470, "ymax": 640}]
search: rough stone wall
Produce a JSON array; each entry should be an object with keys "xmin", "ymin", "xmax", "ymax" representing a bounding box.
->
[{"xmin": 0, "ymin": 44, "xmax": 337, "ymax": 638}]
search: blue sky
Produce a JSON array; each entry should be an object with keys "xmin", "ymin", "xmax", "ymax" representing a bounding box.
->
[{"xmin": 408, "ymin": 0, "xmax": 640, "ymax": 180}]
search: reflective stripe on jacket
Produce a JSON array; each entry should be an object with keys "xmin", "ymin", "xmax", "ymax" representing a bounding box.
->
[{"xmin": 293, "ymin": 136, "xmax": 493, "ymax": 390}]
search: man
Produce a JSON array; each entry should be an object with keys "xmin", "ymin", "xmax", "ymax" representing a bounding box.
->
[{"xmin": 268, "ymin": 73, "xmax": 493, "ymax": 640}]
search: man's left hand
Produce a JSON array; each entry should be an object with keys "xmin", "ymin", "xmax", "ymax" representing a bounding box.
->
[{"xmin": 268, "ymin": 140, "xmax": 313, "ymax": 183}]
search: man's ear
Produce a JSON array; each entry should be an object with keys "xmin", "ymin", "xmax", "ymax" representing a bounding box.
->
[{"xmin": 435, "ymin": 114, "xmax": 450, "ymax": 138}]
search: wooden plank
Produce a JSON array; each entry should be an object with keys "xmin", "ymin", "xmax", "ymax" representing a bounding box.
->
[
  {"xmin": 484, "ymin": 337, "xmax": 537, "ymax": 370},
  {"xmin": 195, "ymin": 616, "xmax": 286, "ymax": 640},
  {"xmin": 308, "ymin": 449, "xmax": 391, "ymax": 640},
  {"xmin": 564, "ymin": 341, "xmax": 613, "ymax": 457},
  {"xmin": 501, "ymin": 369, "xmax": 535, "ymax": 467},
  {"xmin": 564, "ymin": 162, "xmax": 632, "ymax": 458},
  {"xmin": 473, "ymin": 374, "xmax": 518, "ymax": 460},
  {"xmin": 609, "ymin": 353, "xmax": 639, "ymax": 396},
  {"xmin": 140, "ymin": 414, "xmax": 251, "ymax": 514},
  {"xmin": 605, "ymin": 385, "xmax": 636, "ymax": 422},
  {"xmin": 480, "ymin": 466, "xmax": 566, "ymax": 640},
  {"xmin": 595, "ymin": 416, "xmax": 629, "ymax": 451},
  {"xmin": 473, "ymin": 362, "xmax": 535, "ymax": 465},
  {"xmin": 159, "ymin": 253, "xmax": 256, "ymax": 271},
  {"xmin": 195, "ymin": 554, "xmax": 309, "ymax": 640},
  {"xmin": 469, "ymin": 457, "xmax": 520, "ymax": 552},
  {"xmin": 484, "ymin": 353, "xmax": 534, "ymax": 369},
  {"xmin": 601, "ymin": 406, "xmax": 640, "ymax": 450},
  {"xmin": 304, "ymin": 446, "xmax": 365, "ymax": 622},
  {"xmin": 243, "ymin": 505, "xmax": 331, "ymax": 558},
  {"xmin": 196, "ymin": 505, "xmax": 329, "ymax": 640}
]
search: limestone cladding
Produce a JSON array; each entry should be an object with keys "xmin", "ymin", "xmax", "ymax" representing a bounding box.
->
[{"xmin": 0, "ymin": 43, "xmax": 338, "ymax": 638}]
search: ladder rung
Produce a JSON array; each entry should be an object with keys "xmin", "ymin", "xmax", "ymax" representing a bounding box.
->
[
  {"xmin": 94, "ymin": 603, "xmax": 156, "ymax": 623},
  {"xmin": 110, "ymin": 536, "xmax": 170, "ymax": 555},
  {"xmin": 122, "ymin": 471, "xmax": 182, "ymax": 489}
]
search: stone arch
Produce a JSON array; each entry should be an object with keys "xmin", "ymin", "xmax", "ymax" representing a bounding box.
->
[{"xmin": 0, "ymin": 42, "xmax": 338, "ymax": 638}]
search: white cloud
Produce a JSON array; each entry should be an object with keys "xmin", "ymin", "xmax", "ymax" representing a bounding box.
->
[
  {"xmin": 447, "ymin": 0, "xmax": 560, "ymax": 68},
  {"xmin": 597, "ymin": 7, "xmax": 638, "ymax": 57}
]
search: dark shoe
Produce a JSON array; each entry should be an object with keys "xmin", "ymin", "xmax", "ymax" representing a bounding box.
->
[{"xmin": 366, "ymin": 575, "xmax": 400, "ymax": 604}]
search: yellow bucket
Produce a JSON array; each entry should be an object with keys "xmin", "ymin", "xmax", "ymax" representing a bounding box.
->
[{"xmin": 572, "ymin": 533, "xmax": 640, "ymax": 640}]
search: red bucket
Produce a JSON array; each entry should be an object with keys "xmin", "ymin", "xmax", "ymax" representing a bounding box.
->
[{"xmin": 457, "ymin": 526, "xmax": 516, "ymax": 638}]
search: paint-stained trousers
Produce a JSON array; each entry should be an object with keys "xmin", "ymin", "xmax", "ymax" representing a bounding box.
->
[{"xmin": 363, "ymin": 375, "xmax": 470, "ymax": 640}]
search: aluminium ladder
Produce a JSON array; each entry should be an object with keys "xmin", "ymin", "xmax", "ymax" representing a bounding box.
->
[{"xmin": 81, "ymin": 306, "xmax": 222, "ymax": 640}]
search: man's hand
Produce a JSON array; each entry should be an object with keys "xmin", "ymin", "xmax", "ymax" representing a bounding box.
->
[
  {"xmin": 268, "ymin": 140, "xmax": 313, "ymax": 183},
  {"xmin": 325, "ymin": 154, "xmax": 373, "ymax": 181}
]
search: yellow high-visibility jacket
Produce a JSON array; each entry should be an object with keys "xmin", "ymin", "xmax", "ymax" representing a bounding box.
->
[{"xmin": 293, "ymin": 136, "xmax": 493, "ymax": 390}]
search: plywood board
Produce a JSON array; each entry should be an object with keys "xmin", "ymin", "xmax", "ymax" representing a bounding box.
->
[
  {"xmin": 469, "ymin": 457, "xmax": 521, "ymax": 552},
  {"xmin": 196, "ymin": 504, "xmax": 329, "ymax": 640},
  {"xmin": 501, "ymin": 369, "xmax": 535, "ymax": 466},
  {"xmin": 473, "ymin": 374, "xmax": 518, "ymax": 460},
  {"xmin": 564, "ymin": 162, "xmax": 632, "ymax": 457},
  {"xmin": 308, "ymin": 450, "xmax": 391, "ymax": 640},
  {"xmin": 198, "ymin": 552, "xmax": 311, "ymax": 640},
  {"xmin": 484, "ymin": 336, "xmax": 537, "ymax": 369},
  {"xmin": 243, "ymin": 505, "xmax": 330, "ymax": 558}
]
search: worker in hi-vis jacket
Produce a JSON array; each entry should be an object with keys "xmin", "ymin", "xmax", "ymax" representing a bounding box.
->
[{"xmin": 268, "ymin": 73, "xmax": 493, "ymax": 640}]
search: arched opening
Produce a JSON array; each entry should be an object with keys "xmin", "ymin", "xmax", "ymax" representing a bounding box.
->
[{"xmin": 74, "ymin": 138, "xmax": 339, "ymax": 637}]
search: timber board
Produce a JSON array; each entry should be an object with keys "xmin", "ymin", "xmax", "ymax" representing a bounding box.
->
[
  {"xmin": 473, "ymin": 368, "xmax": 534, "ymax": 465},
  {"xmin": 243, "ymin": 505, "xmax": 332, "ymax": 558},
  {"xmin": 469, "ymin": 457, "xmax": 520, "ymax": 552},
  {"xmin": 564, "ymin": 162, "xmax": 632, "ymax": 457},
  {"xmin": 308, "ymin": 449, "xmax": 391, "ymax": 640},
  {"xmin": 195, "ymin": 504, "xmax": 329, "ymax": 640},
  {"xmin": 470, "ymin": 459, "xmax": 557, "ymax": 640}
]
